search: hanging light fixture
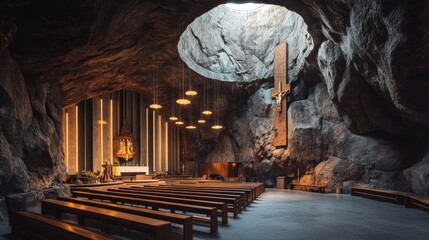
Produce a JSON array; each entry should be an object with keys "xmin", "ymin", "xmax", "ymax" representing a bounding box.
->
[
  {"xmin": 150, "ymin": 57, "xmax": 162, "ymax": 109},
  {"xmin": 211, "ymin": 80, "xmax": 223, "ymax": 130},
  {"xmin": 176, "ymin": 59, "xmax": 191, "ymax": 105},
  {"xmin": 202, "ymin": 79, "xmax": 212, "ymax": 116},
  {"xmin": 186, "ymin": 107, "xmax": 197, "ymax": 129},
  {"xmin": 197, "ymin": 87, "xmax": 206, "ymax": 124},
  {"xmin": 169, "ymin": 63, "xmax": 179, "ymax": 121},
  {"xmin": 185, "ymin": 68, "xmax": 197, "ymax": 96},
  {"xmin": 175, "ymin": 105, "xmax": 184, "ymax": 125}
]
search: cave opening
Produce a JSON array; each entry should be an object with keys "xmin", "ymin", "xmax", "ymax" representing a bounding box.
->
[{"xmin": 178, "ymin": 3, "xmax": 314, "ymax": 83}]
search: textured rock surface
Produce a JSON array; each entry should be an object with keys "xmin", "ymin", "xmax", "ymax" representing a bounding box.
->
[
  {"xmin": 5, "ymin": 185, "xmax": 69, "ymax": 219},
  {"xmin": 403, "ymin": 152, "xmax": 429, "ymax": 195},
  {"xmin": 179, "ymin": 4, "xmax": 313, "ymax": 83},
  {"xmin": 0, "ymin": 47, "xmax": 65, "ymax": 195},
  {"xmin": 0, "ymin": 0, "xmax": 428, "ymax": 197},
  {"xmin": 0, "ymin": 197, "xmax": 6, "ymax": 220}
]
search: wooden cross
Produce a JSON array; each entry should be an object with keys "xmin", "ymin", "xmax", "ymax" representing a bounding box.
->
[{"xmin": 271, "ymin": 43, "xmax": 290, "ymax": 148}]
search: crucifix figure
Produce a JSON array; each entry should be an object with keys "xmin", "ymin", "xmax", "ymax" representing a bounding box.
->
[
  {"xmin": 271, "ymin": 43, "xmax": 290, "ymax": 148},
  {"xmin": 274, "ymin": 82, "xmax": 288, "ymax": 113}
]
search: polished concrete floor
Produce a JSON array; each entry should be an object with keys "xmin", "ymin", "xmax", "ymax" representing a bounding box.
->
[
  {"xmin": 1, "ymin": 189, "xmax": 428, "ymax": 240},
  {"xmin": 193, "ymin": 189, "xmax": 429, "ymax": 240}
]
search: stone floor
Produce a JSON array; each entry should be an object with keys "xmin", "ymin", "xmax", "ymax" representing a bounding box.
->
[{"xmin": 1, "ymin": 189, "xmax": 428, "ymax": 240}]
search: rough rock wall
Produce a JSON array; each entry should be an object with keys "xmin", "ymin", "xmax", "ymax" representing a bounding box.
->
[
  {"xmin": 0, "ymin": 23, "xmax": 65, "ymax": 197},
  {"xmin": 189, "ymin": 0, "xmax": 429, "ymax": 194}
]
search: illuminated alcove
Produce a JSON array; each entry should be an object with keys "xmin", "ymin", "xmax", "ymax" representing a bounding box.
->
[{"xmin": 62, "ymin": 90, "xmax": 181, "ymax": 175}]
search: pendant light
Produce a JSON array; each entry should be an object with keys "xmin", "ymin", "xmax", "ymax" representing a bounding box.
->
[
  {"xmin": 169, "ymin": 63, "xmax": 178, "ymax": 121},
  {"xmin": 211, "ymin": 80, "xmax": 223, "ymax": 130},
  {"xmin": 197, "ymin": 87, "xmax": 206, "ymax": 124},
  {"xmin": 202, "ymin": 79, "xmax": 212, "ymax": 116},
  {"xmin": 176, "ymin": 59, "xmax": 191, "ymax": 105},
  {"xmin": 149, "ymin": 57, "xmax": 162, "ymax": 109},
  {"xmin": 185, "ymin": 68, "xmax": 197, "ymax": 96},
  {"xmin": 175, "ymin": 105, "xmax": 184, "ymax": 125},
  {"xmin": 186, "ymin": 107, "xmax": 197, "ymax": 129}
]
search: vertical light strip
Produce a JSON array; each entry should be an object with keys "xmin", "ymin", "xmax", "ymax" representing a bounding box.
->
[
  {"xmin": 84, "ymin": 102, "xmax": 87, "ymax": 170},
  {"xmin": 100, "ymin": 97, "xmax": 103, "ymax": 169},
  {"xmin": 110, "ymin": 99, "xmax": 113, "ymax": 162},
  {"xmin": 65, "ymin": 110, "xmax": 69, "ymax": 173},
  {"xmin": 146, "ymin": 108, "xmax": 149, "ymax": 167},
  {"xmin": 75, "ymin": 105, "xmax": 78, "ymax": 174},
  {"xmin": 165, "ymin": 122, "xmax": 169, "ymax": 172},
  {"xmin": 178, "ymin": 127, "xmax": 181, "ymax": 173},
  {"xmin": 153, "ymin": 110, "xmax": 156, "ymax": 172},
  {"xmin": 158, "ymin": 115, "xmax": 162, "ymax": 171}
]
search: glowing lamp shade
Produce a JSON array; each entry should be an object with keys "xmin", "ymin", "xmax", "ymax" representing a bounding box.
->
[
  {"xmin": 202, "ymin": 110, "xmax": 212, "ymax": 115},
  {"xmin": 185, "ymin": 90, "xmax": 198, "ymax": 96},
  {"xmin": 149, "ymin": 103, "xmax": 162, "ymax": 109},
  {"xmin": 211, "ymin": 125, "xmax": 223, "ymax": 130},
  {"xmin": 169, "ymin": 116, "xmax": 178, "ymax": 121},
  {"xmin": 175, "ymin": 121, "xmax": 184, "ymax": 125},
  {"xmin": 97, "ymin": 120, "xmax": 108, "ymax": 125},
  {"xmin": 176, "ymin": 98, "xmax": 191, "ymax": 105},
  {"xmin": 186, "ymin": 125, "xmax": 197, "ymax": 129},
  {"xmin": 197, "ymin": 119, "xmax": 206, "ymax": 124}
]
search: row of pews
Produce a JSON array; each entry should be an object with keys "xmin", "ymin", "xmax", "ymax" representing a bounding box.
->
[
  {"xmin": 351, "ymin": 187, "xmax": 429, "ymax": 213},
  {"xmin": 12, "ymin": 182, "xmax": 264, "ymax": 240}
]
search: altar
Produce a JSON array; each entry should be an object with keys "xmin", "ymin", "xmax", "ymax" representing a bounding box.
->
[{"xmin": 114, "ymin": 166, "xmax": 149, "ymax": 176}]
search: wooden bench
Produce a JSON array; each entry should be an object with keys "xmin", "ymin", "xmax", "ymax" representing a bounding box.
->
[
  {"xmin": 41, "ymin": 199, "xmax": 171, "ymax": 240},
  {"xmin": 12, "ymin": 211, "xmax": 117, "ymax": 240},
  {"xmin": 405, "ymin": 194, "xmax": 429, "ymax": 213},
  {"xmin": 175, "ymin": 184, "xmax": 256, "ymax": 202},
  {"xmin": 129, "ymin": 185, "xmax": 245, "ymax": 208},
  {"xmin": 57, "ymin": 197, "xmax": 193, "ymax": 240},
  {"xmin": 115, "ymin": 187, "xmax": 240, "ymax": 218},
  {"xmin": 71, "ymin": 190, "xmax": 218, "ymax": 234},
  {"xmin": 351, "ymin": 187, "xmax": 429, "ymax": 213},
  {"xmin": 143, "ymin": 185, "xmax": 250, "ymax": 207},
  {"xmin": 87, "ymin": 189, "xmax": 228, "ymax": 224},
  {"xmin": 290, "ymin": 183, "xmax": 326, "ymax": 193},
  {"xmin": 351, "ymin": 187, "xmax": 406, "ymax": 204},
  {"xmin": 171, "ymin": 182, "xmax": 264, "ymax": 198}
]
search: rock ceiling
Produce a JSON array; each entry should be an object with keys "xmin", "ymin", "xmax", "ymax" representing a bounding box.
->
[{"xmin": 0, "ymin": 0, "xmax": 428, "ymax": 133}]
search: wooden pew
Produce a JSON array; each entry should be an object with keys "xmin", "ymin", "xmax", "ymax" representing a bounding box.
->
[
  {"xmin": 351, "ymin": 187, "xmax": 429, "ymax": 213},
  {"xmin": 128, "ymin": 185, "xmax": 245, "ymax": 209},
  {"xmin": 57, "ymin": 197, "xmax": 193, "ymax": 240},
  {"xmin": 114, "ymin": 187, "xmax": 240, "ymax": 218},
  {"xmin": 159, "ymin": 185, "xmax": 251, "ymax": 206},
  {"xmin": 12, "ymin": 211, "xmax": 117, "ymax": 240},
  {"xmin": 85, "ymin": 189, "xmax": 228, "ymax": 224},
  {"xmin": 41, "ymin": 199, "xmax": 171, "ymax": 240},
  {"xmin": 142, "ymin": 186, "xmax": 250, "ymax": 207},
  {"xmin": 351, "ymin": 187, "xmax": 406, "ymax": 204},
  {"xmin": 170, "ymin": 184, "xmax": 256, "ymax": 201},
  {"xmin": 290, "ymin": 183, "xmax": 326, "ymax": 193},
  {"xmin": 71, "ymin": 190, "xmax": 218, "ymax": 234},
  {"xmin": 173, "ymin": 182, "xmax": 264, "ymax": 198},
  {"xmin": 405, "ymin": 195, "xmax": 429, "ymax": 213}
]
